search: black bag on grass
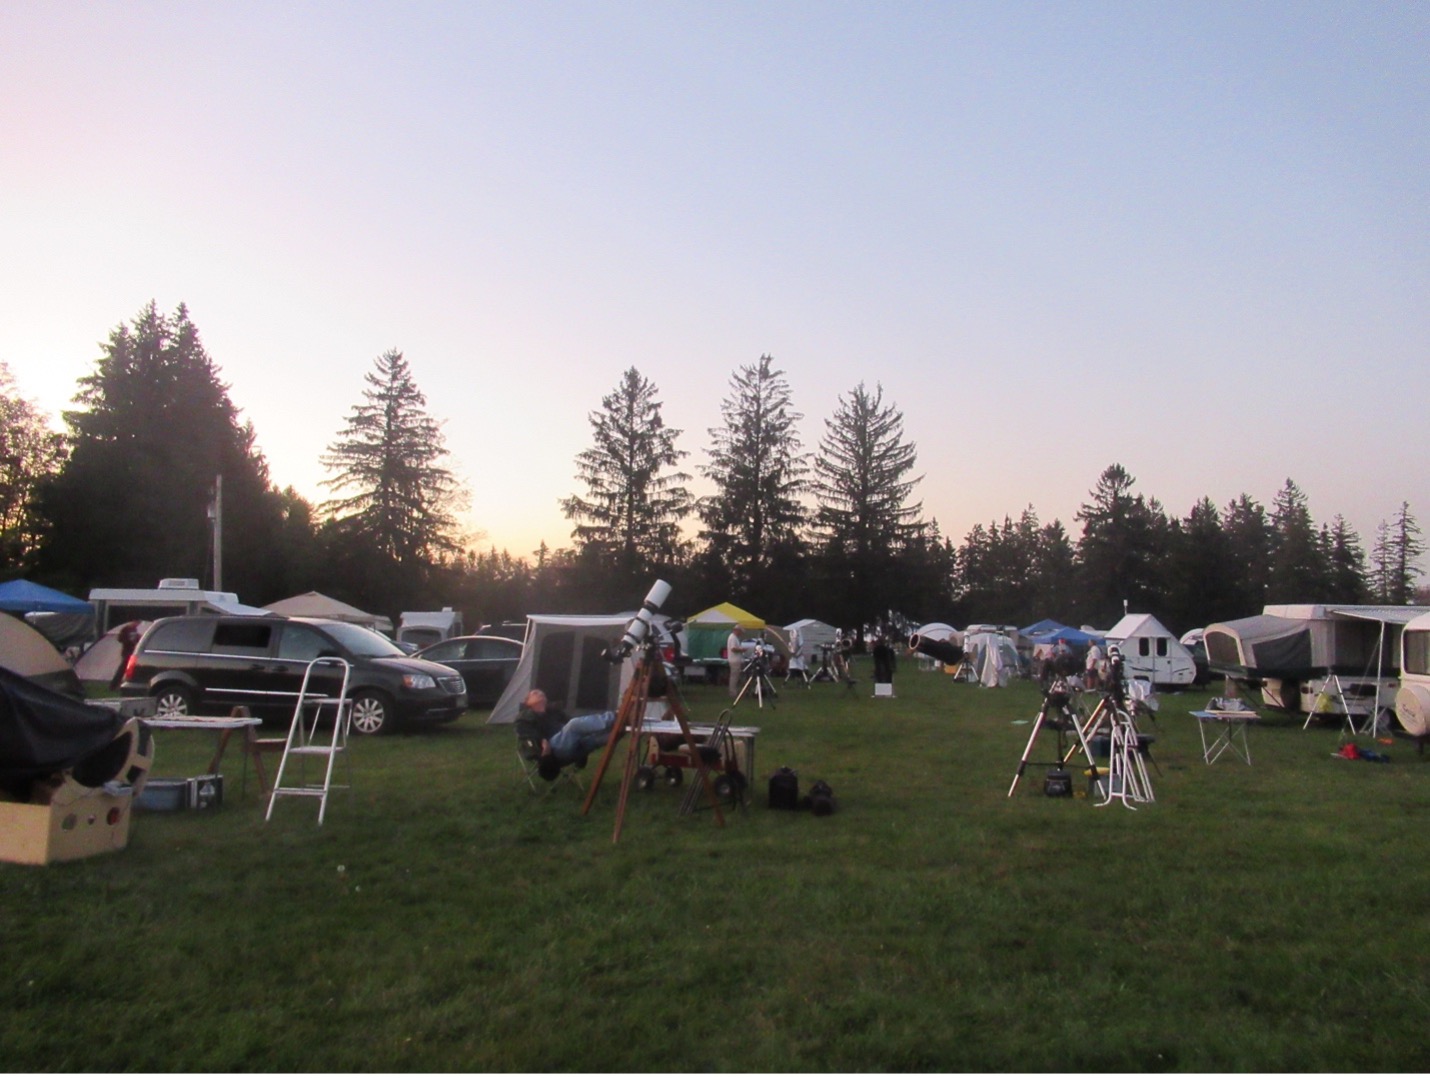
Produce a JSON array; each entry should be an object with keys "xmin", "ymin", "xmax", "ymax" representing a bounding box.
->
[
  {"xmin": 768, "ymin": 766, "xmax": 800, "ymax": 810},
  {"xmin": 805, "ymin": 779, "xmax": 836, "ymax": 816}
]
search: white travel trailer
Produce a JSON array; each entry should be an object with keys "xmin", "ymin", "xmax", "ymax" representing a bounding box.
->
[
  {"xmin": 1103, "ymin": 613, "xmax": 1196, "ymax": 688},
  {"xmin": 1205, "ymin": 604, "xmax": 1430, "ymax": 719},
  {"xmin": 1394, "ymin": 612, "xmax": 1430, "ymax": 737},
  {"xmin": 397, "ymin": 608, "xmax": 464, "ymax": 650}
]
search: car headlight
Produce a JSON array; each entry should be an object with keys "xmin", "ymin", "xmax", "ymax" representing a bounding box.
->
[{"xmin": 402, "ymin": 673, "xmax": 437, "ymax": 690}]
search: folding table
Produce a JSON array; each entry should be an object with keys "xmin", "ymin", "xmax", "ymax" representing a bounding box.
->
[{"xmin": 1190, "ymin": 709, "xmax": 1257, "ymax": 765}]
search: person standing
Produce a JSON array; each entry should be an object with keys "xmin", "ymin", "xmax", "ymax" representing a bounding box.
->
[
  {"xmin": 726, "ymin": 625, "xmax": 744, "ymax": 698},
  {"xmin": 1084, "ymin": 640, "xmax": 1104, "ymax": 691},
  {"xmin": 110, "ymin": 620, "xmax": 142, "ymax": 690}
]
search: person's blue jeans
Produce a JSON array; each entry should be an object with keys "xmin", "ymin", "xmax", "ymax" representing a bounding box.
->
[{"xmin": 548, "ymin": 711, "xmax": 617, "ymax": 762}]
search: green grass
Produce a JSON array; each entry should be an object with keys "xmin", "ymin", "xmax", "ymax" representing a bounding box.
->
[{"xmin": 5, "ymin": 661, "xmax": 1430, "ymax": 1071}]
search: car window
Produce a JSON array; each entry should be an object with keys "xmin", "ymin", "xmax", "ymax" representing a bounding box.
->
[
  {"xmin": 422, "ymin": 640, "xmax": 464, "ymax": 662},
  {"xmin": 277, "ymin": 624, "xmax": 332, "ymax": 662},
  {"xmin": 212, "ymin": 621, "xmax": 274, "ymax": 656},
  {"xmin": 143, "ymin": 619, "xmax": 214, "ymax": 653},
  {"xmin": 471, "ymin": 638, "xmax": 520, "ymax": 660}
]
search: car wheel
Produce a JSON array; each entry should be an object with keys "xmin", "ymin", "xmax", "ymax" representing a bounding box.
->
[
  {"xmin": 349, "ymin": 690, "xmax": 395, "ymax": 736},
  {"xmin": 153, "ymin": 684, "xmax": 193, "ymax": 717}
]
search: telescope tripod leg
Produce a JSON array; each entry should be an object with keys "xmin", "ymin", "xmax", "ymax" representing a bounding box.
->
[{"xmin": 1008, "ymin": 704, "xmax": 1055, "ymax": 797}]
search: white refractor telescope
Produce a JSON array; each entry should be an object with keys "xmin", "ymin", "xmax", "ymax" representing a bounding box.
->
[{"xmin": 605, "ymin": 579, "xmax": 672, "ymax": 661}]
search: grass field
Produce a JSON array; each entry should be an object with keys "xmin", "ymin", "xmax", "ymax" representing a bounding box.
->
[{"xmin": 4, "ymin": 661, "xmax": 1429, "ymax": 1072}]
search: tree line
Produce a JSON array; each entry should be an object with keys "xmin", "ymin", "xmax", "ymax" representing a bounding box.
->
[{"xmin": 2, "ymin": 302, "xmax": 1424, "ymax": 637}]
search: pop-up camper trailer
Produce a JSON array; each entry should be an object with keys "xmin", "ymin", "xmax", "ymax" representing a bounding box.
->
[{"xmin": 1205, "ymin": 604, "xmax": 1430, "ymax": 718}]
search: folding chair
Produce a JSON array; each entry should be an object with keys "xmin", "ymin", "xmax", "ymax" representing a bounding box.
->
[{"xmin": 516, "ymin": 735, "xmax": 585, "ymax": 795}]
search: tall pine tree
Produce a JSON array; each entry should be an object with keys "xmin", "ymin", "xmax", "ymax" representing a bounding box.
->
[
  {"xmin": 697, "ymin": 355, "xmax": 809, "ymax": 607},
  {"xmin": 810, "ymin": 382, "xmax": 923, "ymax": 633},
  {"xmin": 560, "ymin": 367, "xmax": 692, "ymax": 603},
  {"xmin": 321, "ymin": 349, "xmax": 465, "ymax": 608}
]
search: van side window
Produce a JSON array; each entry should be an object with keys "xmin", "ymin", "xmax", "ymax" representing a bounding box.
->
[
  {"xmin": 144, "ymin": 619, "xmax": 214, "ymax": 654},
  {"xmin": 277, "ymin": 625, "xmax": 329, "ymax": 662},
  {"xmin": 212, "ymin": 622, "xmax": 273, "ymax": 656}
]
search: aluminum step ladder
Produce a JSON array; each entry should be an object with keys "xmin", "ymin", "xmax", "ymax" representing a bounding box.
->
[{"xmin": 265, "ymin": 657, "xmax": 353, "ymax": 825}]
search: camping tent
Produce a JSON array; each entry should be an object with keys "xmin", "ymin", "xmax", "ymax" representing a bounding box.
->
[
  {"xmin": 785, "ymin": 618, "xmax": 836, "ymax": 670},
  {"xmin": 74, "ymin": 621, "xmax": 153, "ymax": 685},
  {"xmin": 487, "ymin": 614, "xmax": 632, "ymax": 725},
  {"xmin": 0, "ymin": 612, "xmax": 84, "ymax": 699},
  {"xmin": 683, "ymin": 602, "xmax": 766, "ymax": 664},
  {"xmin": 1104, "ymin": 613, "xmax": 1196, "ymax": 687},
  {"xmin": 264, "ymin": 591, "xmax": 394, "ymax": 634}
]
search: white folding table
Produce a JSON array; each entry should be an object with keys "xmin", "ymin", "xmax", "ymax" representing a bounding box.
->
[{"xmin": 1190, "ymin": 709, "xmax": 1257, "ymax": 765}]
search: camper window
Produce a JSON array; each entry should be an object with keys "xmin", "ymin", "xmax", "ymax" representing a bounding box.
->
[
  {"xmin": 1157, "ymin": 638, "xmax": 1168, "ymax": 656},
  {"xmin": 1405, "ymin": 630, "xmax": 1430, "ymax": 676}
]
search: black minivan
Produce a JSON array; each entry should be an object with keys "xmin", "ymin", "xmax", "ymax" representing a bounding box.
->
[{"xmin": 120, "ymin": 614, "xmax": 468, "ymax": 735}]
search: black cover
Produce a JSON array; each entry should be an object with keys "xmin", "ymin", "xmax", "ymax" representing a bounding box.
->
[
  {"xmin": 912, "ymin": 637, "xmax": 964, "ymax": 666},
  {"xmin": 768, "ymin": 766, "xmax": 800, "ymax": 810},
  {"xmin": 0, "ymin": 665, "xmax": 124, "ymax": 786}
]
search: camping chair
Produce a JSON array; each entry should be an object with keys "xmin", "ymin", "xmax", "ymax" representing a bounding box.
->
[{"xmin": 516, "ymin": 734, "xmax": 585, "ymax": 795}]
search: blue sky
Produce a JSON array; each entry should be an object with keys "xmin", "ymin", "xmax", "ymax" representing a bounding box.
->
[{"xmin": 2, "ymin": 1, "xmax": 1426, "ymax": 569}]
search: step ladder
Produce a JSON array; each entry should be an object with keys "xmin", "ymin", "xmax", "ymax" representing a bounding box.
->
[{"xmin": 265, "ymin": 657, "xmax": 353, "ymax": 825}]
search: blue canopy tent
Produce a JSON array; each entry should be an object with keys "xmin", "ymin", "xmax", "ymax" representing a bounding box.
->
[
  {"xmin": 0, "ymin": 580, "xmax": 93, "ymax": 615},
  {"xmin": 0, "ymin": 579, "xmax": 95, "ymax": 652}
]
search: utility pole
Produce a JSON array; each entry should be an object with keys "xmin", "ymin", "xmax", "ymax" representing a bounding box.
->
[{"xmin": 209, "ymin": 474, "xmax": 223, "ymax": 591}]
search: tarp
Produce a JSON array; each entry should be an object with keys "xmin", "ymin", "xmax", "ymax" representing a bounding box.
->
[
  {"xmin": 964, "ymin": 632, "xmax": 1020, "ymax": 688},
  {"xmin": 264, "ymin": 591, "xmax": 394, "ymax": 634},
  {"xmin": 487, "ymin": 614, "xmax": 630, "ymax": 725},
  {"xmin": 0, "ymin": 579, "xmax": 93, "ymax": 615},
  {"xmin": 0, "ymin": 666, "xmax": 125, "ymax": 794},
  {"xmin": 0, "ymin": 612, "xmax": 84, "ymax": 699}
]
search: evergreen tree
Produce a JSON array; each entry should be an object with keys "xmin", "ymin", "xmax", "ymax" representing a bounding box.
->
[
  {"xmin": 321, "ymin": 349, "xmax": 465, "ymax": 573},
  {"xmin": 1266, "ymin": 479, "xmax": 1327, "ymax": 601},
  {"xmin": 559, "ymin": 367, "xmax": 692, "ymax": 601},
  {"xmin": 1322, "ymin": 515, "xmax": 1368, "ymax": 604},
  {"xmin": 1222, "ymin": 493, "xmax": 1272, "ymax": 612},
  {"xmin": 1371, "ymin": 502, "xmax": 1423, "ymax": 604},
  {"xmin": 1164, "ymin": 497, "xmax": 1240, "ymax": 631},
  {"xmin": 1074, "ymin": 464, "xmax": 1168, "ymax": 625},
  {"xmin": 810, "ymin": 382, "xmax": 923, "ymax": 632},
  {"xmin": 36, "ymin": 301, "xmax": 285, "ymax": 597},
  {"xmin": 0, "ymin": 362, "xmax": 67, "ymax": 575},
  {"xmin": 697, "ymin": 355, "xmax": 809, "ymax": 605}
]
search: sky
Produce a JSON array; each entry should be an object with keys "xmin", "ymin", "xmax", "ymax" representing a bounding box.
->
[{"xmin": 2, "ymin": 1, "xmax": 1427, "ymax": 574}]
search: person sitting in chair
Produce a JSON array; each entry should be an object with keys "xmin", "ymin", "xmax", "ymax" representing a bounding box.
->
[{"xmin": 515, "ymin": 688, "xmax": 618, "ymax": 781}]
